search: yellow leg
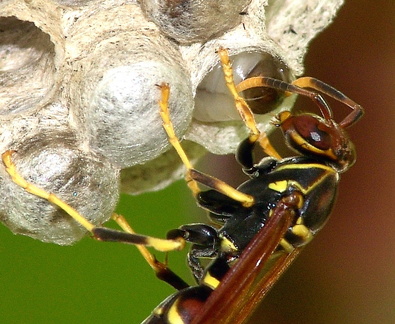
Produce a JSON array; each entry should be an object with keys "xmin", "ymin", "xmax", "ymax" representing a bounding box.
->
[
  {"xmin": 189, "ymin": 169, "xmax": 254, "ymax": 208},
  {"xmin": 2, "ymin": 150, "xmax": 95, "ymax": 231},
  {"xmin": 217, "ymin": 48, "xmax": 282, "ymax": 160},
  {"xmin": 291, "ymin": 77, "xmax": 364, "ymax": 128},
  {"xmin": 158, "ymin": 84, "xmax": 254, "ymax": 208},
  {"xmin": 112, "ymin": 213, "xmax": 189, "ymax": 290},
  {"xmin": 158, "ymin": 83, "xmax": 201, "ymax": 196},
  {"xmin": 237, "ymin": 76, "xmax": 363, "ymax": 129},
  {"xmin": 112, "ymin": 213, "xmax": 185, "ymax": 273},
  {"xmin": 112, "ymin": 213, "xmax": 156, "ymax": 265},
  {"xmin": 1, "ymin": 150, "xmax": 183, "ymax": 252}
]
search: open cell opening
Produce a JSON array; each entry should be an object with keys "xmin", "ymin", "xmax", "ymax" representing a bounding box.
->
[{"xmin": 0, "ymin": 17, "xmax": 55, "ymax": 115}]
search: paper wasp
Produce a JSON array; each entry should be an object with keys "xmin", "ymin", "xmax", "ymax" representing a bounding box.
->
[
  {"xmin": 1, "ymin": 48, "xmax": 363, "ymax": 323},
  {"xmin": 140, "ymin": 49, "xmax": 363, "ymax": 323}
]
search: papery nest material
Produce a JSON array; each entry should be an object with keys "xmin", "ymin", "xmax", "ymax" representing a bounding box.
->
[{"xmin": 0, "ymin": 0, "xmax": 343, "ymax": 244}]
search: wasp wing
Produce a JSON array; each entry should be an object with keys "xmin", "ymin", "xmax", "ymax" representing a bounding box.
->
[{"xmin": 192, "ymin": 202, "xmax": 300, "ymax": 324}]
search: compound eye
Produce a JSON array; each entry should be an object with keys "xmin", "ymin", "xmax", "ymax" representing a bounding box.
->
[{"xmin": 293, "ymin": 115, "xmax": 331, "ymax": 150}]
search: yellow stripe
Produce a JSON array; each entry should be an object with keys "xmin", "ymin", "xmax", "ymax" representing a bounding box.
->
[
  {"xmin": 279, "ymin": 239, "xmax": 295, "ymax": 253},
  {"xmin": 276, "ymin": 162, "xmax": 335, "ymax": 173},
  {"xmin": 153, "ymin": 305, "xmax": 165, "ymax": 316},
  {"xmin": 288, "ymin": 132, "xmax": 337, "ymax": 160},
  {"xmin": 274, "ymin": 163, "xmax": 337, "ymax": 195},
  {"xmin": 220, "ymin": 237, "xmax": 237, "ymax": 252},
  {"xmin": 292, "ymin": 224, "xmax": 313, "ymax": 244},
  {"xmin": 202, "ymin": 272, "xmax": 221, "ymax": 290},
  {"xmin": 167, "ymin": 299, "xmax": 185, "ymax": 324},
  {"xmin": 268, "ymin": 180, "xmax": 288, "ymax": 192}
]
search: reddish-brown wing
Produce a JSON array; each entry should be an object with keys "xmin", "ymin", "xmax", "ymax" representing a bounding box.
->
[{"xmin": 192, "ymin": 204, "xmax": 300, "ymax": 324}]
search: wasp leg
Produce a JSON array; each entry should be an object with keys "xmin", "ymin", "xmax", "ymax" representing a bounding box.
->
[
  {"xmin": 1, "ymin": 151, "xmax": 184, "ymax": 251},
  {"xmin": 217, "ymin": 47, "xmax": 282, "ymax": 160},
  {"xmin": 237, "ymin": 76, "xmax": 332, "ymax": 120},
  {"xmin": 236, "ymin": 76, "xmax": 364, "ymax": 129},
  {"xmin": 235, "ymin": 136, "xmax": 259, "ymax": 171},
  {"xmin": 291, "ymin": 77, "xmax": 364, "ymax": 128},
  {"xmin": 158, "ymin": 83, "xmax": 254, "ymax": 208},
  {"xmin": 111, "ymin": 213, "xmax": 189, "ymax": 290},
  {"xmin": 158, "ymin": 83, "xmax": 201, "ymax": 197},
  {"xmin": 168, "ymin": 224, "xmax": 220, "ymax": 283}
]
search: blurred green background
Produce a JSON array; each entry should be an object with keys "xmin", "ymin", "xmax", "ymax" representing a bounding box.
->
[
  {"xmin": 0, "ymin": 185, "xmax": 196, "ymax": 323},
  {"xmin": 0, "ymin": 0, "xmax": 394, "ymax": 323}
]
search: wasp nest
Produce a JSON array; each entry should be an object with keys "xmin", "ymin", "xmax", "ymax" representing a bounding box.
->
[{"xmin": 0, "ymin": 0, "xmax": 343, "ymax": 244}]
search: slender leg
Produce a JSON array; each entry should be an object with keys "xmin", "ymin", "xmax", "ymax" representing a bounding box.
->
[
  {"xmin": 2, "ymin": 150, "xmax": 190, "ymax": 289},
  {"xmin": 291, "ymin": 77, "xmax": 364, "ymax": 128},
  {"xmin": 1, "ymin": 150, "xmax": 184, "ymax": 253},
  {"xmin": 217, "ymin": 47, "xmax": 282, "ymax": 160},
  {"xmin": 158, "ymin": 84, "xmax": 254, "ymax": 208},
  {"xmin": 236, "ymin": 76, "xmax": 363, "ymax": 129},
  {"xmin": 158, "ymin": 84, "xmax": 201, "ymax": 197},
  {"xmin": 236, "ymin": 76, "xmax": 333, "ymax": 121},
  {"xmin": 112, "ymin": 214, "xmax": 189, "ymax": 290}
]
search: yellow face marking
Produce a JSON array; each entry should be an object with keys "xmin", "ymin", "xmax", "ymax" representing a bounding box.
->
[
  {"xmin": 289, "ymin": 130, "xmax": 338, "ymax": 160},
  {"xmin": 202, "ymin": 272, "xmax": 221, "ymax": 290}
]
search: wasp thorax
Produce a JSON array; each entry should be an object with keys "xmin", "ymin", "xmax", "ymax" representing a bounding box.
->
[{"xmin": 194, "ymin": 51, "xmax": 293, "ymax": 123}]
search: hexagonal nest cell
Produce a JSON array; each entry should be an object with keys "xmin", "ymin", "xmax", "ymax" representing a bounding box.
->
[{"xmin": 0, "ymin": 0, "xmax": 343, "ymax": 244}]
